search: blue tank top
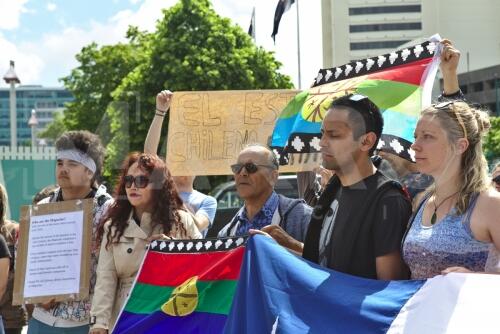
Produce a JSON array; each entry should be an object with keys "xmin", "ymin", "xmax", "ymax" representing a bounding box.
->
[{"xmin": 403, "ymin": 194, "xmax": 490, "ymax": 279}]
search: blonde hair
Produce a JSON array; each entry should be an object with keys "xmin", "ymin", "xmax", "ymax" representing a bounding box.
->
[{"xmin": 421, "ymin": 101, "xmax": 491, "ymax": 214}]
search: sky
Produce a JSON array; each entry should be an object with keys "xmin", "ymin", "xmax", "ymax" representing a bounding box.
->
[{"xmin": 0, "ymin": 0, "xmax": 323, "ymax": 90}]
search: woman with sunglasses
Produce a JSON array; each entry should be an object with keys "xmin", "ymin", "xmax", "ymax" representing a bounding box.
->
[
  {"xmin": 401, "ymin": 42, "xmax": 500, "ymax": 279},
  {"xmin": 89, "ymin": 153, "xmax": 201, "ymax": 333}
]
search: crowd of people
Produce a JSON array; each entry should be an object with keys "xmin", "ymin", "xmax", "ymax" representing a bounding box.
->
[{"xmin": 0, "ymin": 40, "xmax": 499, "ymax": 334}]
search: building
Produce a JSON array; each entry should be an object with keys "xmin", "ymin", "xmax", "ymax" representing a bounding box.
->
[
  {"xmin": 321, "ymin": 0, "xmax": 500, "ymax": 75},
  {"xmin": 450, "ymin": 64, "xmax": 500, "ymax": 116},
  {"xmin": 0, "ymin": 85, "xmax": 73, "ymax": 146}
]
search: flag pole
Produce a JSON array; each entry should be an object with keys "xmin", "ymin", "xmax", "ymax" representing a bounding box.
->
[
  {"xmin": 296, "ymin": 0, "xmax": 302, "ymax": 89},
  {"xmin": 252, "ymin": 7, "xmax": 256, "ymax": 42}
]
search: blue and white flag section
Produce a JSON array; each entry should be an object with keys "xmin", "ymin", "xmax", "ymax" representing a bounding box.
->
[{"xmin": 224, "ymin": 236, "xmax": 500, "ymax": 333}]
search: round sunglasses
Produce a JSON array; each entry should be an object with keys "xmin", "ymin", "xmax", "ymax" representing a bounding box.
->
[
  {"xmin": 230, "ymin": 162, "xmax": 276, "ymax": 174},
  {"xmin": 124, "ymin": 175, "xmax": 150, "ymax": 188}
]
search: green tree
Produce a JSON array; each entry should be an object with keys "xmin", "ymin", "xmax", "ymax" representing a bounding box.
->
[
  {"xmin": 61, "ymin": 28, "xmax": 151, "ymax": 142},
  {"xmin": 37, "ymin": 110, "xmax": 67, "ymax": 142},
  {"xmin": 102, "ymin": 0, "xmax": 293, "ymax": 180},
  {"xmin": 484, "ymin": 116, "xmax": 500, "ymax": 164},
  {"xmin": 60, "ymin": 0, "xmax": 292, "ymax": 183}
]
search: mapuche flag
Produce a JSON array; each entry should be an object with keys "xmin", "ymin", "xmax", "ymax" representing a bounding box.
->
[
  {"xmin": 113, "ymin": 237, "xmax": 247, "ymax": 334},
  {"xmin": 270, "ymin": 37, "xmax": 441, "ymax": 164}
]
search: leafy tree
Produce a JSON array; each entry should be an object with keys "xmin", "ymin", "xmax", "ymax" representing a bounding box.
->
[
  {"xmin": 37, "ymin": 110, "xmax": 67, "ymax": 142},
  {"xmin": 484, "ymin": 116, "xmax": 500, "ymax": 165},
  {"xmin": 102, "ymin": 0, "xmax": 293, "ymax": 180},
  {"xmin": 58, "ymin": 0, "xmax": 292, "ymax": 184},
  {"xmin": 61, "ymin": 28, "xmax": 151, "ymax": 142}
]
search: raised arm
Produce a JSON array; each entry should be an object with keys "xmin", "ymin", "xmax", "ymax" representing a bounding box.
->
[
  {"xmin": 144, "ymin": 90, "xmax": 173, "ymax": 154},
  {"xmin": 440, "ymin": 39, "xmax": 460, "ymax": 95}
]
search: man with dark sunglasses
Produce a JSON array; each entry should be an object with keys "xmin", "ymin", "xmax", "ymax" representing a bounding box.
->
[{"xmin": 218, "ymin": 144, "xmax": 312, "ymax": 242}]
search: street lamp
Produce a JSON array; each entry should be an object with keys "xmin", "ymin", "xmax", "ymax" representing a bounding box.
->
[
  {"xmin": 495, "ymin": 73, "xmax": 499, "ymax": 116},
  {"xmin": 28, "ymin": 109, "xmax": 38, "ymax": 148},
  {"xmin": 2, "ymin": 60, "xmax": 20, "ymax": 148}
]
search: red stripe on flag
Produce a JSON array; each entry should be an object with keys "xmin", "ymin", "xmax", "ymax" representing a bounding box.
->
[
  {"xmin": 367, "ymin": 58, "xmax": 432, "ymax": 86},
  {"xmin": 137, "ymin": 246, "xmax": 245, "ymax": 286}
]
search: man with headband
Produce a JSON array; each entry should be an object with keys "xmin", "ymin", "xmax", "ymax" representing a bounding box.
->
[{"xmin": 28, "ymin": 131, "xmax": 112, "ymax": 334}]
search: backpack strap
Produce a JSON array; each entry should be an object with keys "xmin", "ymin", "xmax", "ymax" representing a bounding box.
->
[{"xmin": 277, "ymin": 195, "xmax": 303, "ymax": 232}]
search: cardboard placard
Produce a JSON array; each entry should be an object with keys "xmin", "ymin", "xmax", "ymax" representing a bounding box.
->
[
  {"xmin": 13, "ymin": 199, "xmax": 93, "ymax": 305},
  {"xmin": 166, "ymin": 90, "xmax": 322, "ymax": 175}
]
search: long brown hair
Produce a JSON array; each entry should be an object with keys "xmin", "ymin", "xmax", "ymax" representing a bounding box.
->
[{"xmin": 98, "ymin": 152, "xmax": 186, "ymax": 249}]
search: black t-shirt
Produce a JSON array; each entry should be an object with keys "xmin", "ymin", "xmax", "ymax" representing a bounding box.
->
[
  {"xmin": 313, "ymin": 172, "xmax": 411, "ymax": 278},
  {"xmin": 0, "ymin": 234, "xmax": 10, "ymax": 259}
]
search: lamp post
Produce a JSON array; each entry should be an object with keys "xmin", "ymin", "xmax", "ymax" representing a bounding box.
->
[
  {"xmin": 28, "ymin": 109, "xmax": 38, "ymax": 148},
  {"xmin": 3, "ymin": 61, "xmax": 21, "ymax": 148},
  {"xmin": 495, "ymin": 73, "xmax": 499, "ymax": 116}
]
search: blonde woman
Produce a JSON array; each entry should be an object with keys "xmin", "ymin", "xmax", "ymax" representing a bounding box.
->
[{"xmin": 402, "ymin": 100, "xmax": 500, "ymax": 278}]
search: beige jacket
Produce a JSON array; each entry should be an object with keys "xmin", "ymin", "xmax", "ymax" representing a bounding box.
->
[{"xmin": 90, "ymin": 210, "xmax": 201, "ymax": 330}]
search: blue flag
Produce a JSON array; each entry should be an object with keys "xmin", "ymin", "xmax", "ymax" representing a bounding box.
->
[{"xmin": 224, "ymin": 236, "xmax": 500, "ymax": 333}]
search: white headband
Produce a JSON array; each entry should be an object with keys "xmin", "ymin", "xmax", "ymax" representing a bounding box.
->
[{"xmin": 57, "ymin": 149, "xmax": 97, "ymax": 174}]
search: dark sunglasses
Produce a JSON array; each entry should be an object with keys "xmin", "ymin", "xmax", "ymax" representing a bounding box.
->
[
  {"xmin": 124, "ymin": 175, "xmax": 150, "ymax": 188},
  {"xmin": 230, "ymin": 162, "xmax": 276, "ymax": 174},
  {"xmin": 493, "ymin": 175, "xmax": 500, "ymax": 185}
]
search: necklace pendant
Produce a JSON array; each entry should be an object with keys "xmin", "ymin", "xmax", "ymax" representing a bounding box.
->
[{"xmin": 431, "ymin": 211, "xmax": 437, "ymax": 225}]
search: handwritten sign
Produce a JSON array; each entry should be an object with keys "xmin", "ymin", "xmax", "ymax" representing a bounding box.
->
[{"xmin": 167, "ymin": 90, "xmax": 322, "ymax": 175}]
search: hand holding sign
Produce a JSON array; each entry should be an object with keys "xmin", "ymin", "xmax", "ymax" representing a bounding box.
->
[{"xmin": 156, "ymin": 90, "xmax": 173, "ymax": 114}]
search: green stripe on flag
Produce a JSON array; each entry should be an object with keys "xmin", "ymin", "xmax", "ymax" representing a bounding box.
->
[
  {"xmin": 279, "ymin": 90, "xmax": 309, "ymax": 118},
  {"xmin": 124, "ymin": 280, "xmax": 238, "ymax": 315},
  {"xmin": 356, "ymin": 79, "xmax": 422, "ymax": 116}
]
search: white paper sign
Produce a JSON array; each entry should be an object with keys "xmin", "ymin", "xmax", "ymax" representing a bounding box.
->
[{"xmin": 24, "ymin": 210, "xmax": 84, "ymax": 298}]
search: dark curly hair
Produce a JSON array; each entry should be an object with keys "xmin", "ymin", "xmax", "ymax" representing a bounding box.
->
[
  {"xmin": 98, "ymin": 152, "xmax": 187, "ymax": 249},
  {"xmin": 55, "ymin": 130, "xmax": 105, "ymax": 184}
]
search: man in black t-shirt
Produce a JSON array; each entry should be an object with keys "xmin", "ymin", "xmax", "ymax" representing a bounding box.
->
[
  {"xmin": 0, "ymin": 234, "xmax": 10, "ymax": 334},
  {"xmin": 254, "ymin": 94, "xmax": 411, "ymax": 280}
]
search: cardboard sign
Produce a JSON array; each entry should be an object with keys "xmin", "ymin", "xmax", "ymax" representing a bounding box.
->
[
  {"xmin": 166, "ymin": 90, "xmax": 322, "ymax": 175},
  {"xmin": 13, "ymin": 199, "xmax": 93, "ymax": 305}
]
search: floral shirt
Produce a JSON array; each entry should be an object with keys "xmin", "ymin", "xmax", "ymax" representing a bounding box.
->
[
  {"xmin": 33, "ymin": 185, "xmax": 112, "ymax": 325},
  {"xmin": 234, "ymin": 192, "xmax": 280, "ymax": 236}
]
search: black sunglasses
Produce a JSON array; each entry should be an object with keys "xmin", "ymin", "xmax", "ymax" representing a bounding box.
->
[
  {"xmin": 493, "ymin": 175, "xmax": 500, "ymax": 185},
  {"xmin": 124, "ymin": 175, "xmax": 150, "ymax": 188},
  {"xmin": 230, "ymin": 162, "xmax": 276, "ymax": 174}
]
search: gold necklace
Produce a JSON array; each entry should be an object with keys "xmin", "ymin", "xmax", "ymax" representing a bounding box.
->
[{"xmin": 430, "ymin": 191, "xmax": 459, "ymax": 225}]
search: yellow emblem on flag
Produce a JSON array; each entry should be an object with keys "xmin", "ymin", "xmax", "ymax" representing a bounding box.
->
[{"xmin": 161, "ymin": 276, "xmax": 199, "ymax": 316}]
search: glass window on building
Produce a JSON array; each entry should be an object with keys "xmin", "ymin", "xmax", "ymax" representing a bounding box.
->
[
  {"xmin": 472, "ymin": 81, "xmax": 484, "ymax": 93},
  {"xmin": 350, "ymin": 22, "xmax": 421, "ymax": 33},
  {"xmin": 486, "ymin": 79, "xmax": 497, "ymax": 90},
  {"xmin": 349, "ymin": 5, "xmax": 421, "ymax": 16},
  {"xmin": 350, "ymin": 40, "xmax": 410, "ymax": 50}
]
